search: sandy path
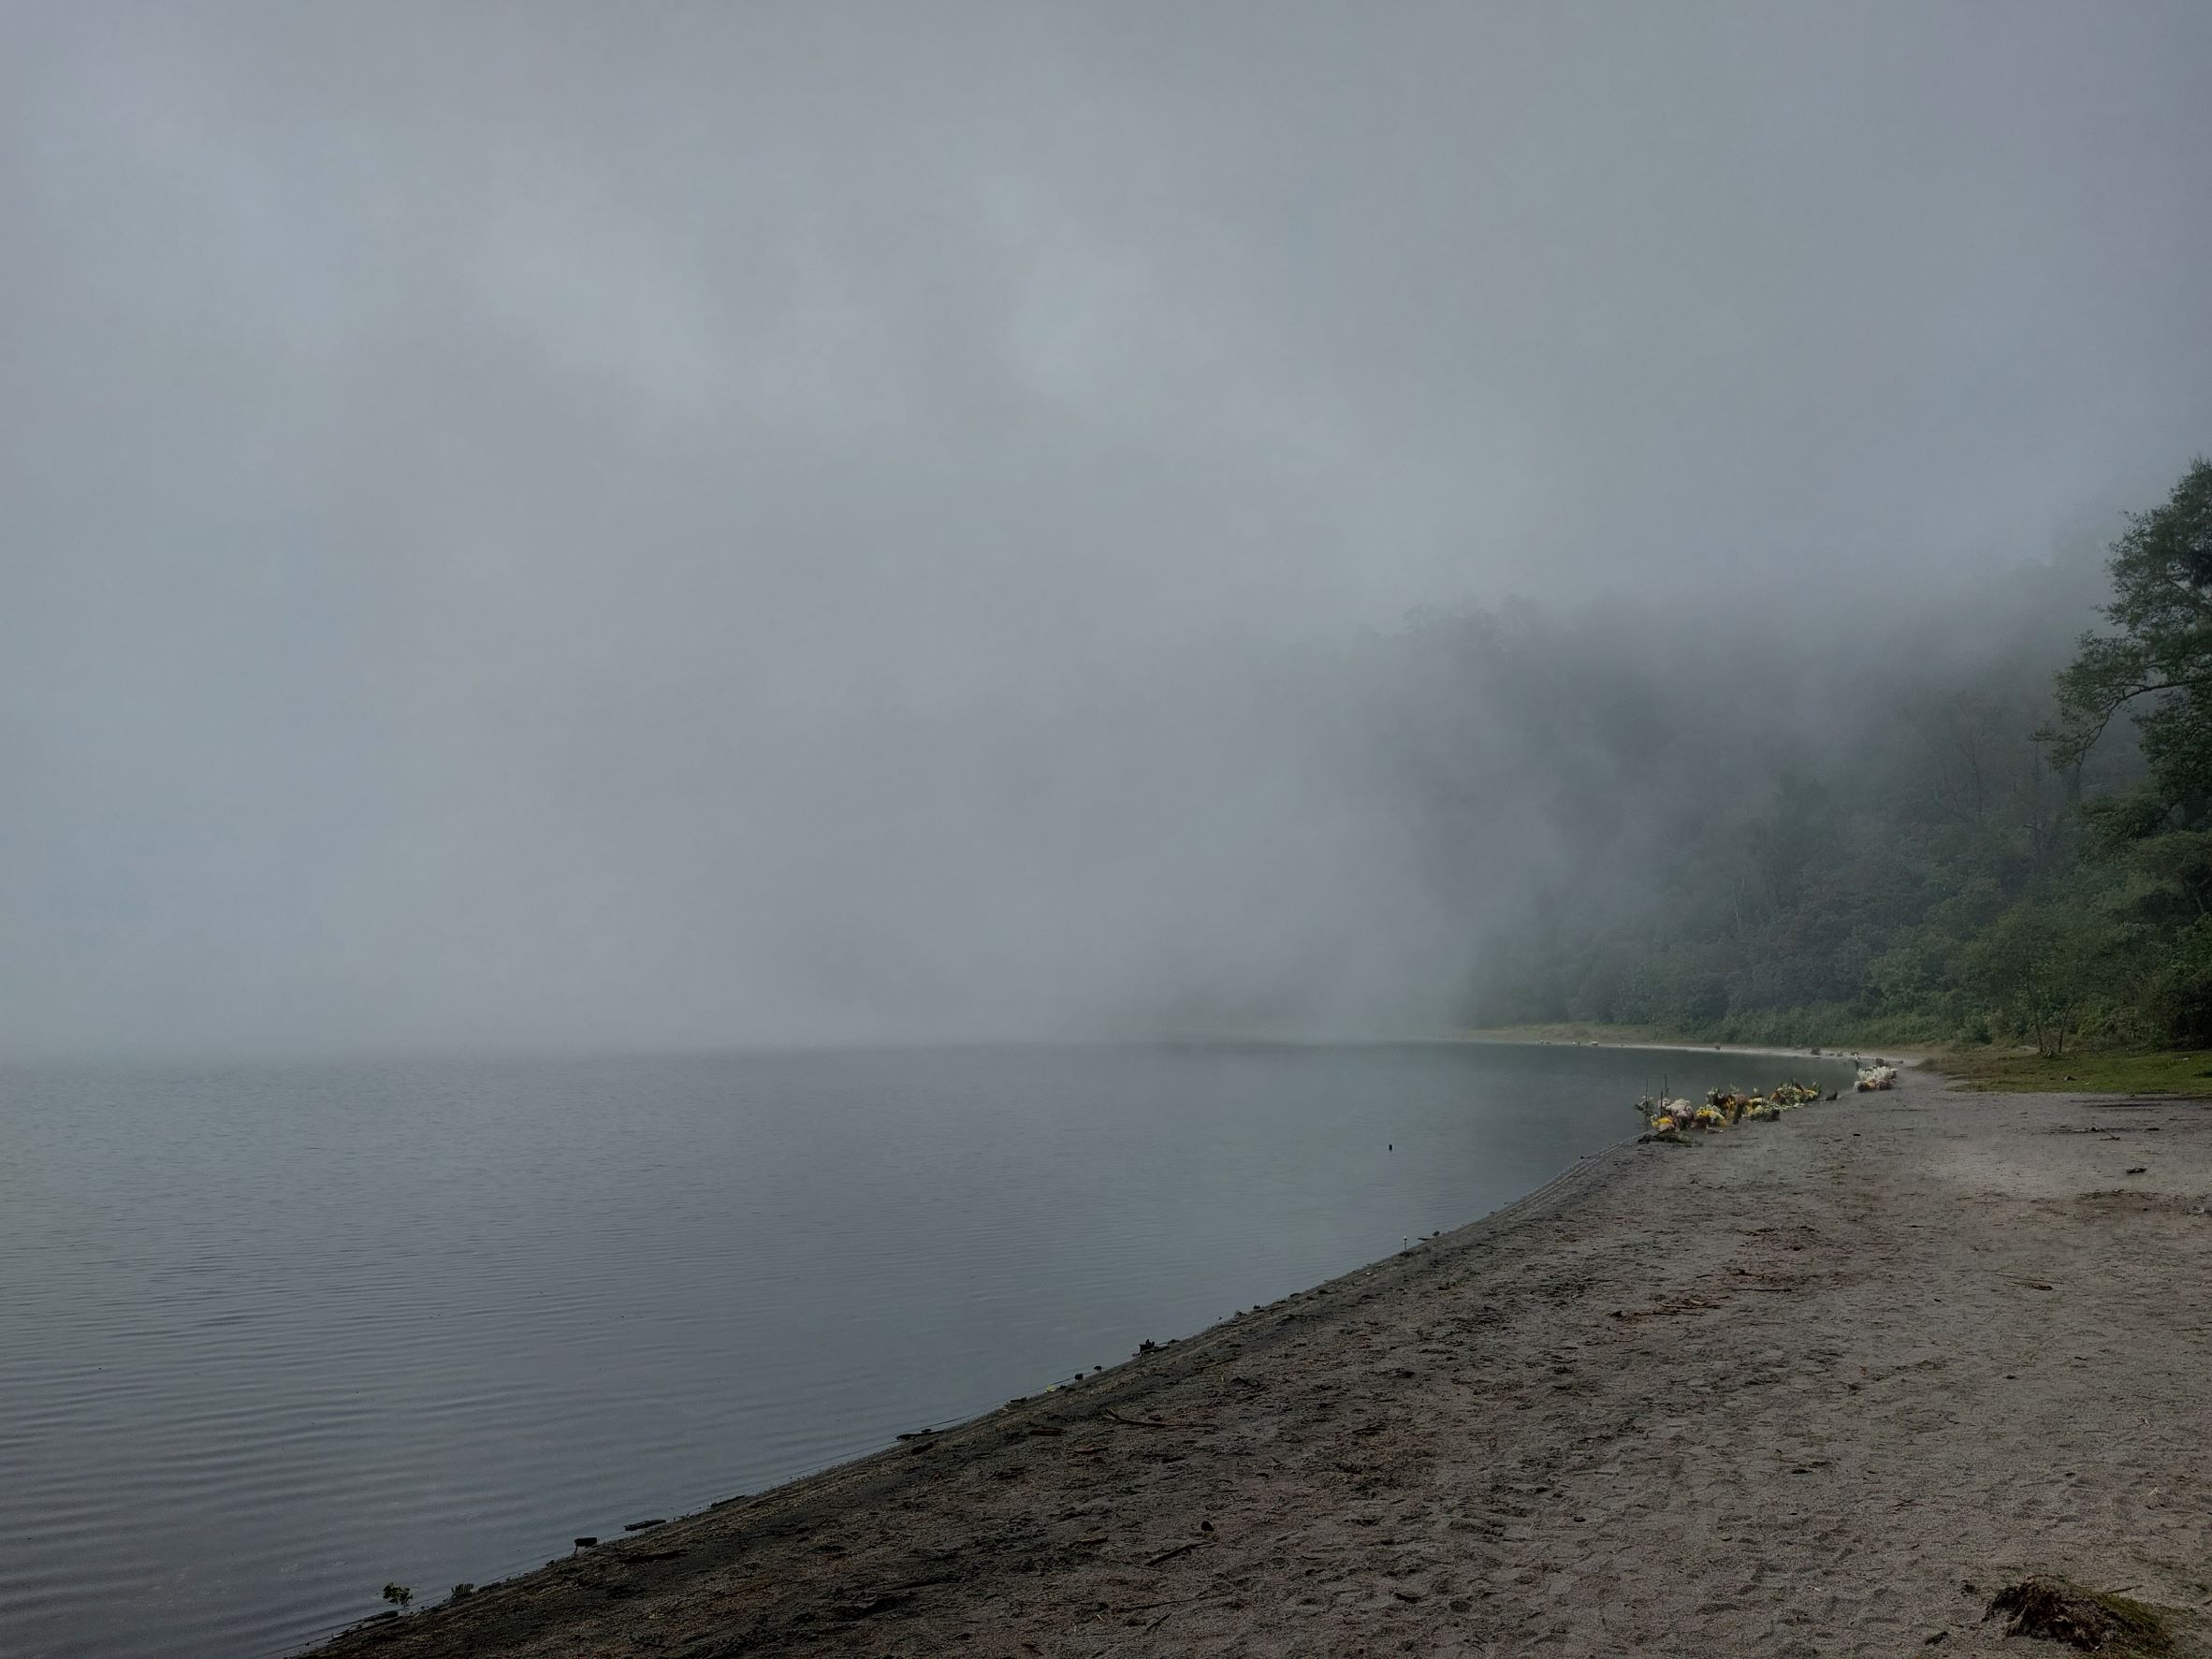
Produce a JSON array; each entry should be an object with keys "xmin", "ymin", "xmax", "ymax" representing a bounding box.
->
[{"xmin": 313, "ymin": 1070, "xmax": 2212, "ymax": 1658}]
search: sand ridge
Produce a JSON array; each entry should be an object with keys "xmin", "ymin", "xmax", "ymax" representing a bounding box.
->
[{"xmin": 312, "ymin": 1069, "xmax": 2212, "ymax": 1657}]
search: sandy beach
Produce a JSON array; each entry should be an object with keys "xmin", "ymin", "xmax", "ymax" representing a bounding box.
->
[{"xmin": 312, "ymin": 1066, "xmax": 2211, "ymax": 1658}]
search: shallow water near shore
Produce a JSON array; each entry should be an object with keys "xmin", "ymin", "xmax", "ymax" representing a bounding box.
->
[{"xmin": 0, "ymin": 1041, "xmax": 1855, "ymax": 1657}]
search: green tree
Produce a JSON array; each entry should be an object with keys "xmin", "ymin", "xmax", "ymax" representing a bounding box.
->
[
  {"xmin": 2045, "ymin": 458, "xmax": 2212, "ymax": 821},
  {"xmin": 1962, "ymin": 897, "xmax": 2113, "ymax": 1056}
]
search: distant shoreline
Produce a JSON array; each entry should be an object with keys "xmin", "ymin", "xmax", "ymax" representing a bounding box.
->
[
  {"xmin": 310, "ymin": 1060, "xmax": 2211, "ymax": 1658},
  {"xmin": 1458, "ymin": 1025, "xmax": 1938, "ymax": 1066}
]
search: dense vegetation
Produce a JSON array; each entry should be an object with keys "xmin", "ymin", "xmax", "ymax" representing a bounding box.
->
[{"xmin": 1400, "ymin": 461, "xmax": 2212, "ymax": 1055}]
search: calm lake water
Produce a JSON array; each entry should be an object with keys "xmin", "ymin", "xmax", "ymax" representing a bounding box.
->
[{"xmin": 0, "ymin": 1041, "xmax": 1855, "ymax": 1657}]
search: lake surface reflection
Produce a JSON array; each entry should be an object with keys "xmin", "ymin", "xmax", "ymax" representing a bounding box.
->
[{"xmin": 0, "ymin": 1041, "xmax": 1856, "ymax": 1656}]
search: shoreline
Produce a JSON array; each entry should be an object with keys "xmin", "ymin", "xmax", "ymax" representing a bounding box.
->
[
  {"xmin": 1459, "ymin": 1026, "xmax": 1942, "ymax": 1066},
  {"xmin": 311, "ymin": 1062, "xmax": 2211, "ymax": 1658}
]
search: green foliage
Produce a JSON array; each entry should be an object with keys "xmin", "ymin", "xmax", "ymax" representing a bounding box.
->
[
  {"xmin": 1960, "ymin": 893, "xmax": 2112, "ymax": 1056},
  {"xmin": 381, "ymin": 1583, "xmax": 413, "ymax": 1609},
  {"xmin": 2045, "ymin": 458, "xmax": 2212, "ymax": 820},
  {"xmin": 1455, "ymin": 459, "xmax": 2212, "ymax": 1055}
]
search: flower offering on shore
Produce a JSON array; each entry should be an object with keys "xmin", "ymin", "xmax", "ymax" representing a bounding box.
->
[{"xmin": 1635, "ymin": 1078, "xmax": 1826, "ymax": 1138}]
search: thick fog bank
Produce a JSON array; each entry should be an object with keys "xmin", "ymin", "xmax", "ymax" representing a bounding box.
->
[
  {"xmin": 2, "ymin": 570, "xmax": 2120, "ymax": 1057},
  {"xmin": 2, "ymin": 4, "xmax": 2208, "ymax": 1055}
]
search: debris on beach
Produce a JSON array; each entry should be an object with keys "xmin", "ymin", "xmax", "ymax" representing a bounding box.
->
[
  {"xmin": 1635, "ymin": 1081, "xmax": 1824, "ymax": 1139},
  {"xmin": 1856, "ymin": 1064, "xmax": 1899, "ymax": 1092},
  {"xmin": 1984, "ymin": 1575, "xmax": 2175, "ymax": 1655}
]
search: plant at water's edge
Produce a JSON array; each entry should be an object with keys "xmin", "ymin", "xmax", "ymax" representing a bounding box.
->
[
  {"xmin": 449, "ymin": 1583, "xmax": 474, "ymax": 1602},
  {"xmin": 382, "ymin": 1583, "xmax": 413, "ymax": 1609}
]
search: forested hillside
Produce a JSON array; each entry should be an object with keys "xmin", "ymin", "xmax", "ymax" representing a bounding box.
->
[{"xmin": 1388, "ymin": 462, "xmax": 2212, "ymax": 1055}]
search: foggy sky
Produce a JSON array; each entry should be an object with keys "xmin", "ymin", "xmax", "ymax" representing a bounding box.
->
[{"xmin": 4, "ymin": 3, "xmax": 2210, "ymax": 1055}]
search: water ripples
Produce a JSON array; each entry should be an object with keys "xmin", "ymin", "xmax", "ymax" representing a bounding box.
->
[{"xmin": 0, "ymin": 1042, "xmax": 1856, "ymax": 1656}]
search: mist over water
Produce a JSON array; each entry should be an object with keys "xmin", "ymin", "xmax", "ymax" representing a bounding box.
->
[{"xmin": 3, "ymin": 4, "xmax": 2210, "ymax": 1057}]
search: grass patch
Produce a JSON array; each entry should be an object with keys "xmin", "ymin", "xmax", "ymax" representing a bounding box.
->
[
  {"xmin": 1938, "ymin": 1046, "xmax": 2212, "ymax": 1095},
  {"xmin": 1986, "ymin": 1575, "xmax": 2176, "ymax": 1654}
]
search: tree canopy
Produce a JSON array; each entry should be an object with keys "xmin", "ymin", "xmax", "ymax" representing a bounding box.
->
[
  {"xmin": 2046, "ymin": 458, "xmax": 2212, "ymax": 821},
  {"xmin": 1352, "ymin": 458, "xmax": 2212, "ymax": 1055}
]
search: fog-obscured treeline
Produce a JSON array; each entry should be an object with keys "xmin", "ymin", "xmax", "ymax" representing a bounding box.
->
[
  {"xmin": 799, "ymin": 459, "xmax": 2203, "ymax": 1059},
  {"xmin": 1347, "ymin": 464, "xmax": 2212, "ymax": 1055}
]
